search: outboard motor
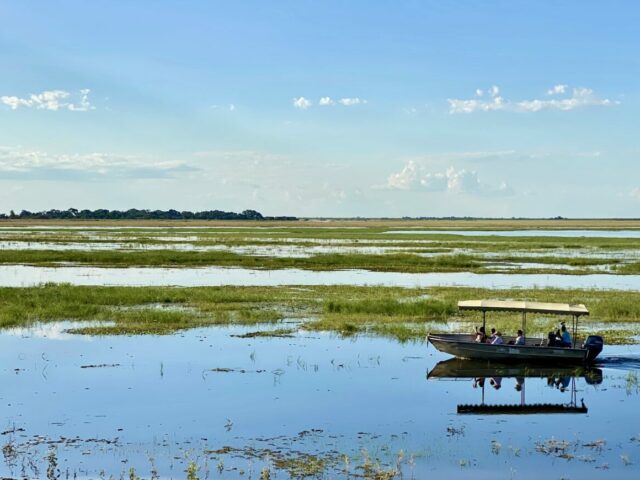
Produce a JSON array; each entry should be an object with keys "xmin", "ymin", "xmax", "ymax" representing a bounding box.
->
[{"xmin": 583, "ymin": 335, "xmax": 604, "ymax": 363}]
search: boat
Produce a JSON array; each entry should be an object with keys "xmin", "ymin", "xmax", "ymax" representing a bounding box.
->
[
  {"xmin": 427, "ymin": 300, "xmax": 604, "ymax": 365},
  {"xmin": 427, "ymin": 358, "xmax": 600, "ymax": 415}
]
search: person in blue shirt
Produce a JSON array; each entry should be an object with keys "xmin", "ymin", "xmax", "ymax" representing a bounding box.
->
[{"xmin": 560, "ymin": 324, "xmax": 572, "ymax": 347}]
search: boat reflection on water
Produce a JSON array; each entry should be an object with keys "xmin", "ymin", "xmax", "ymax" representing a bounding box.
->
[{"xmin": 427, "ymin": 358, "xmax": 603, "ymax": 415}]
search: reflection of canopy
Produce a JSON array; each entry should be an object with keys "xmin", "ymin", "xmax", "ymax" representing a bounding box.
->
[
  {"xmin": 427, "ymin": 359, "xmax": 593, "ymax": 415},
  {"xmin": 458, "ymin": 300, "xmax": 589, "ymax": 316},
  {"xmin": 457, "ymin": 403, "xmax": 587, "ymax": 414}
]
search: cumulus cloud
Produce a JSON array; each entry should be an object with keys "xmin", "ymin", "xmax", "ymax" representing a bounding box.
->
[
  {"xmin": 447, "ymin": 85, "xmax": 505, "ymax": 113},
  {"xmin": 0, "ymin": 146, "xmax": 196, "ymax": 180},
  {"xmin": 448, "ymin": 85, "xmax": 617, "ymax": 114},
  {"xmin": 630, "ymin": 188, "xmax": 640, "ymax": 200},
  {"xmin": 293, "ymin": 96, "xmax": 312, "ymax": 109},
  {"xmin": 292, "ymin": 96, "xmax": 367, "ymax": 109},
  {"xmin": 0, "ymin": 89, "xmax": 95, "ymax": 111},
  {"xmin": 385, "ymin": 160, "xmax": 511, "ymax": 195},
  {"xmin": 338, "ymin": 97, "xmax": 366, "ymax": 106},
  {"xmin": 547, "ymin": 84, "xmax": 568, "ymax": 95}
]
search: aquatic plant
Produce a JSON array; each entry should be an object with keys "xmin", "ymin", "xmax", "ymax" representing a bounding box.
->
[
  {"xmin": 625, "ymin": 371, "xmax": 639, "ymax": 395},
  {"xmin": 46, "ymin": 447, "xmax": 59, "ymax": 480},
  {"xmin": 186, "ymin": 461, "xmax": 200, "ymax": 480}
]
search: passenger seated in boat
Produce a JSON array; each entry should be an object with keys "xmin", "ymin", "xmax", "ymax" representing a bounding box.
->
[
  {"xmin": 547, "ymin": 331, "xmax": 558, "ymax": 347},
  {"xmin": 559, "ymin": 325, "xmax": 572, "ymax": 347},
  {"xmin": 488, "ymin": 328, "xmax": 497, "ymax": 343},
  {"xmin": 491, "ymin": 331, "xmax": 504, "ymax": 345},
  {"xmin": 474, "ymin": 326, "xmax": 487, "ymax": 343},
  {"xmin": 515, "ymin": 329, "xmax": 525, "ymax": 345}
]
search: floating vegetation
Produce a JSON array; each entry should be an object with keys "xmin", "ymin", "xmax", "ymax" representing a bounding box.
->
[
  {"xmin": 231, "ymin": 328, "xmax": 296, "ymax": 338},
  {"xmin": 80, "ymin": 363, "xmax": 121, "ymax": 369}
]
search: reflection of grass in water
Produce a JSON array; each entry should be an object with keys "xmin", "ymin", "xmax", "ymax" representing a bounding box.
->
[
  {"xmin": 1, "ymin": 284, "xmax": 640, "ymax": 340},
  {"xmin": 625, "ymin": 371, "xmax": 639, "ymax": 394}
]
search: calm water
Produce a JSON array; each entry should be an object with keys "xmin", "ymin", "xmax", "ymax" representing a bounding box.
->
[
  {"xmin": 388, "ymin": 229, "xmax": 640, "ymax": 238},
  {"xmin": 1, "ymin": 264, "xmax": 640, "ymax": 290},
  {"xmin": 1, "ymin": 323, "xmax": 638, "ymax": 479}
]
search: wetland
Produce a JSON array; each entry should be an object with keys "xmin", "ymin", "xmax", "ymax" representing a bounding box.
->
[{"xmin": 0, "ymin": 221, "xmax": 639, "ymax": 478}]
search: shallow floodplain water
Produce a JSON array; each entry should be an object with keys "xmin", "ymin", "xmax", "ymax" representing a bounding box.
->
[
  {"xmin": 387, "ymin": 229, "xmax": 640, "ymax": 238},
  {"xmin": 2, "ymin": 264, "xmax": 640, "ymax": 290},
  {"xmin": 1, "ymin": 323, "xmax": 639, "ymax": 479}
]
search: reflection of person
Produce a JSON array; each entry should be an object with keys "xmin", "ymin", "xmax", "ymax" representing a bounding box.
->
[
  {"xmin": 515, "ymin": 376, "xmax": 525, "ymax": 391},
  {"xmin": 473, "ymin": 377, "xmax": 485, "ymax": 388},
  {"xmin": 557, "ymin": 376, "xmax": 570, "ymax": 392},
  {"xmin": 490, "ymin": 377, "xmax": 502, "ymax": 389}
]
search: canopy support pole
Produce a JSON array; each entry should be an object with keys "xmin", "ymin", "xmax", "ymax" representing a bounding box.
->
[
  {"xmin": 482, "ymin": 310, "xmax": 486, "ymax": 332},
  {"xmin": 572, "ymin": 315, "xmax": 578, "ymax": 348},
  {"xmin": 522, "ymin": 311, "xmax": 527, "ymax": 340}
]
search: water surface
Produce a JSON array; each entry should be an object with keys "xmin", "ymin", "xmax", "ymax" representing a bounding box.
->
[
  {"xmin": 388, "ymin": 229, "xmax": 640, "ymax": 238},
  {"xmin": 1, "ymin": 323, "xmax": 638, "ymax": 478},
  {"xmin": 1, "ymin": 264, "xmax": 640, "ymax": 290}
]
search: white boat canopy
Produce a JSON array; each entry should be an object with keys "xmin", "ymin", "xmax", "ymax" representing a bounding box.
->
[{"xmin": 458, "ymin": 300, "xmax": 589, "ymax": 317}]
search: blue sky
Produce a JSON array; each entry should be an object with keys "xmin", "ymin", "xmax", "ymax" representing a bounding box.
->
[{"xmin": 0, "ymin": 1, "xmax": 638, "ymax": 217}]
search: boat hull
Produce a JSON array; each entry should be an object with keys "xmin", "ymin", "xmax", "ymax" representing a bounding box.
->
[{"xmin": 427, "ymin": 333, "xmax": 592, "ymax": 364}]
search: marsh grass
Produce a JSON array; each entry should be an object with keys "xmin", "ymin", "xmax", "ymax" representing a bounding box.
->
[
  {"xmin": 1, "ymin": 284, "xmax": 640, "ymax": 340},
  {"xmin": 2, "ymin": 222, "xmax": 640, "ymax": 275},
  {"xmin": 0, "ymin": 249, "xmax": 490, "ymax": 273},
  {"xmin": 0, "ymin": 247, "xmax": 625, "ymax": 274}
]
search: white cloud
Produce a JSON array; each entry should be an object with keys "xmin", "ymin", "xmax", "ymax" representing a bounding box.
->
[
  {"xmin": 547, "ymin": 84, "xmax": 568, "ymax": 95},
  {"xmin": 385, "ymin": 161, "xmax": 511, "ymax": 196},
  {"xmin": 292, "ymin": 96, "xmax": 367, "ymax": 109},
  {"xmin": 516, "ymin": 87, "xmax": 614, "ymax": 112},
  {"xmin": 387, "ymin": 160, "xmax": 419, "ymax": 190},
  {"xmin": 630, "ymin": 188, "xmax": 640, "ymax": 200},
  {"xmin": 448, "ymin": 95, "xmax": 506, "ymax": 113},
  {"xmin": 0, "ymin": 146, "xmax": 195, "ymax": 180},
  {"xmin": 211, "ymin": 103, "xmax": 236, "ymax": 111},
  {"xmin": 0, "ymin": 89, "xmax": 95, "ymax": 111},
  {"xmin": 448, "ymin": 85, "xmax": 617, "ymax": 114},
  {"xmin": 293, "ymin": 96, "xmax": 312, "ymax": 109},
  {"xmin": 338, "ymin": 97, "xmax": 366, "ymax": 106}
]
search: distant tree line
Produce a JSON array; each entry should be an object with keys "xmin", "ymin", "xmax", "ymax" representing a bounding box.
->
[{"xmin": 0, "ymin": 208, "xmax": 297, "ymax": 221}]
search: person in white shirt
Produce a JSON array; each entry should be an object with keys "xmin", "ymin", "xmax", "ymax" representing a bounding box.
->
[
  {"xmin": 515, "ymin": 329, "xmax": 525, "ymax": 345},
  {"xmin": 491, "ymin": 332, "xmax": 504, "ymax": 345},
  {"xmin": 488, "ymin": 328, "xmax": 497, "ymax": 343}
]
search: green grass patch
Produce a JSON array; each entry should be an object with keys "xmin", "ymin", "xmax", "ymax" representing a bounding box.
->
[{"xmin": 1, "ymin": 284, "xmax": 639, "ymax": 342}]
